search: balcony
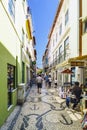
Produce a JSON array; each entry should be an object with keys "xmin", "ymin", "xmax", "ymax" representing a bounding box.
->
[
  {"xmin": 50, "ymin": 50, "xmax": 70, "ymax": 69},
  {"xmin": 42, "ymin": 48, "xmax": 70, "ymax": 71}
]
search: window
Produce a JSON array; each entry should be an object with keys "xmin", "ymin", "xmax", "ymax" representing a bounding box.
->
[
  {"xmin": 27, "ymin": 6, "xmax": 31, "ymax": 14},
  {"xmin": 22, "ymin": 29, "xmax": 25, "ymax": 45},
  {"xmin": 83, "ymin": 19, "xmax": 87, "ymax": 33},
  {"xmin": 59, "ymin": 45, "xmax": 62, "ymax": 62},
  {"xmin": 7, "ymin": 64, "xmax": 15, "ymax": 107},
  {"xmin": 59, "ymin": 23, "xmax": 62, "ymax": 35},
  {"xmin": 56, "ymin": 32, "xmax": 58, "ymax": 42},
  {"xmin": 55, "ymin": 51, "xmax": 57, "ymax": 64},
  {"xmin": 64, "ymin": 37, "xmax": 69, "ymax": 47},
  {"xmin": 64, "ymin": 37, "xmax": 69, "ymax": 60},
  {"xmin": 65, "ymin": 9, "xmax": 69, "ymax": 26},
  {"xmin": 53, "ymin": 54, "xmax": 55, "ymax": 66},
  {"xmin": 59, "ymin": 45, "xmax": 62, "ymax": 54},
  {"xmin": 8, "ymin": 0, "xmax": 15, "ymax": 21},
  {"xmin": 53, "ymin": 39, "xmax": 55, "ymax": 47},
  {"xmin": 56, "ymin": 51, "xmax": 57, "ymax": 58},
  {"xmin": 45, "ymin": 57, "xmax": 48, "ymax": 64},
  {"xmin": 22, "ymin": 0, "xmax": 25, "ymax": 12}
]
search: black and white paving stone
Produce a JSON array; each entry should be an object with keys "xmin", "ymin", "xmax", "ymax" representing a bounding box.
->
[{"xmin": 1, "ymin": 83, "xmax": 82, "ymax": 130}]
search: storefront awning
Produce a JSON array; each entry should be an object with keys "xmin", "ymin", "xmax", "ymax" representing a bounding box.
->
[
  {"xmin": 68, "ymin": 55, "xmax": 87, "ymax": 67},
  {"xmin": 68, "ymin": 55, "xmax": 87, "ymax": 62},
  {"xmin": 26, "ymin": 19, "xmax": 32, "ymax": 40},
  {"xmin": 56, "ymin": 55, "xmax": 87, "ymax": 69}
]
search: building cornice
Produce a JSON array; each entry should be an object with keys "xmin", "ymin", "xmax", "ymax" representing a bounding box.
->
[{"xmin": 48, "ymin": 0, "xmax": 64, "ymax": 39}]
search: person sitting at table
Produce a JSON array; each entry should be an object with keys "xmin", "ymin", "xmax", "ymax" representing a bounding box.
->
[{"xmin": 71, "ymin": 81, "xmax": 82, "ymax": 109}]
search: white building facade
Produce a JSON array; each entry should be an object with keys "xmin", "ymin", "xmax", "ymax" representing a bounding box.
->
[{"xmin": 43, "ymin": 0, "xmax": 87, "ymax": 86}]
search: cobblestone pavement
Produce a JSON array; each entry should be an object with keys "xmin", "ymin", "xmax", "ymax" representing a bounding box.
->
[{"xmin": 1, "ymin": 82, "xmax": 83, "ymax": 130}]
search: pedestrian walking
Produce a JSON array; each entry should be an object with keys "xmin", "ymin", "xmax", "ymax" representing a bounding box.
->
[
  {"xmin": 44, "ymin": 74, "xmax": 49, "ymax": 87},
  {"xmin": 48, "ymin": 75, "xmax": 52, "ymax": 88},
  {"xmin": 54, "ymin": 78, "xmax": 57, "ymax": 88},
  {"xmin": 36, "ymin": 74, "xmax": 43, "ymax": 94}
]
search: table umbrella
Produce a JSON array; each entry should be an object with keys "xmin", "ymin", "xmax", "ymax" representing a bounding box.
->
[
  {"xmin": 61, "ymin": 68, "xmax": 74, "ymax": 86},
  {"xmin": 61, "ymin": 68, "xmax": 73, "ymax": 74}
]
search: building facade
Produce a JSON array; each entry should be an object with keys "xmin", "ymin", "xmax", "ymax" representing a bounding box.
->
[
  {"xmin": 81, "ymin": 0, "xmax": 87, "ymax": 84},
  {"xmin": 43, "ymin": 0, "xmax": 87, "ymax": 86},
  {"xmin": 0, "ymin": 0, "xmax": 36, "ymax": 126}
]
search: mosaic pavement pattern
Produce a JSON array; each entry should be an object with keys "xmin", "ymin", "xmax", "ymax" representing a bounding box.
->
[{"xmin": 1, "ymin": 83, "xmax": 83, "ymax": 130}]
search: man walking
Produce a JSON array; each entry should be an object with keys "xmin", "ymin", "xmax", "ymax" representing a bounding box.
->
[
  {"xmin": 36, "ymin": 74, "xmax": 43, "ymax": 94},
  {"xmin": 48, "ymin": 75, "xmax": 52, "ymax": 88}
]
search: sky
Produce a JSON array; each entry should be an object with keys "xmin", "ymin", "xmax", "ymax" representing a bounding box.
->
[{"xmin": 27, "ymin": 0, "xmax": 59, "ymax": 68}]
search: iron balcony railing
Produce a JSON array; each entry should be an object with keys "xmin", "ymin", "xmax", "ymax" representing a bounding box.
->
[
  {"xmin": 43, "ymin": 49, "xmax": 70, "ymax": 70},
  {"xmin": 49, "ymin": 50, "xmax": 70, "ymax": 68}
]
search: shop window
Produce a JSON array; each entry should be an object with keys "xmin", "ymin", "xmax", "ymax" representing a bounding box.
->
[
  {"xmin": 71, "ymin": 67, "xmax": 75, "ymax": 85},
  {"xmin": 7, "ymin": 64, "xmax": 15, "ymax": 107},
  {"xmin": 83, "ymin": 19, "xmax": 87, "ymax": 33}
]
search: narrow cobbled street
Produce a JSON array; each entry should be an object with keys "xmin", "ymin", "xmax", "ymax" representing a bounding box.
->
[{"xmin": 1, "ymin": 81, "xmax": 82, "ymax": 130}]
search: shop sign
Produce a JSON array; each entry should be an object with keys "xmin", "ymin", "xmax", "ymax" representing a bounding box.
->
[{"xmin": 71, "ymin": 61, "xmax": 84, "ymax": 66}]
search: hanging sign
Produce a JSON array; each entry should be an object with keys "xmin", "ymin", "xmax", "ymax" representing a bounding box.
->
[{"xmin": 71, "ymin": 61, "xmax": 84, "ymax": 66}]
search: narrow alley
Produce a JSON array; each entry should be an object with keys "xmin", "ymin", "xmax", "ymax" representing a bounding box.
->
[
  {"xmin": 1, "ymin": 81, "xmax": 82, "ymax": 130},
  {"xmin": 1, "ymin": 0, "xmax": 87, "ymax": 130}
]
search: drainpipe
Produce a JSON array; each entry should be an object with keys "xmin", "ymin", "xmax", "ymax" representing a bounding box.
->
[{"xmin": 16, "ymin": 56, "xmax": 18, "ymax": 87}]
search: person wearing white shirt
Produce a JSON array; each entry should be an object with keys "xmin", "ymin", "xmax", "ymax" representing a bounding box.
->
[
  {"xmin": 36, "ymin": 74, "xmax": 43, "ymax": 94},
  {"xmin": 54, "ymin": 79, "xmax": 57, "ymax": 88}
]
